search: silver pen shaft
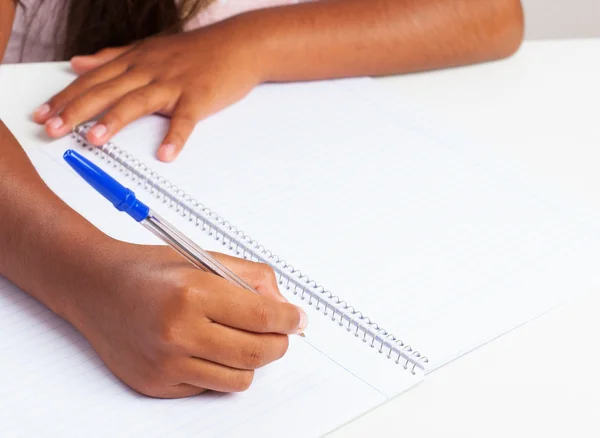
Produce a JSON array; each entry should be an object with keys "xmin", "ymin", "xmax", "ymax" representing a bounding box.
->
[
  {"xmin": 142, "ymin": 210, "xmax": 305, "ymax": 337},
  {"xmin": 142, "ymin": 210, "xmax": 255, "ymax": 292}
]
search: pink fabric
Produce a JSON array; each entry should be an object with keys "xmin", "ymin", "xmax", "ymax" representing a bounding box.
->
[{"xmin": 3, "ymin": 0, "xmax": 305, "ymax": 64}]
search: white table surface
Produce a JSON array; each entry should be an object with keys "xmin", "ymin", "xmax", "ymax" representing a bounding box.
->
[{"xmin": 2, "ymin": 39, "xmax": 600, "ymax": 437}]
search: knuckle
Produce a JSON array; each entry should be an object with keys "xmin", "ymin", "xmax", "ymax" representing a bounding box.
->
[
  {"xmin": 157, "ymin": 285, "xmax": 195, "ymax": 345},
  {"xmin": 135, "ymin": 40, "xmax": 153, "ymax": 56},
  {"xmin": 135, "ymin": 360, "xmax": 174, "ymax": 396},
  {"xmin": 175, "ymin": 112, "xmax": 197, "ymax": 126},
  {"xmin": 231, "ymin": 370, "xmax": 254, "ymax": 392},
  {"xmin": 257, "ymin": 263, "xmax": 277, "ymax": 284},
  {"xmin": 241, "ymin": 342, "xmax": 266, "ymax": 369},
  {"xmin": 157, "ymin": 319, "xmax": 180, "ymax": 346},
  {"xmin": 71, "ymin": 74, "xmax": 96, "ymax": 91},
  {"xmin": 197, "ymin": 84, "xmax": 218, "ymax": 104},
  {"xmin": 193, "ymin": 276, "xmax": 217, "ymax": 303},
  {"xmin": 125, "ymin": 90, "xmax": 153, "ymax": 113},
  {"xmin": 253, "ymin": 301, "xmax": 272, "ymax": 330},
  {"xmin": 58, "ymin": 100, "xmax": 88, "ymax": 123},
  {"xmin": 150, "ymin": 363, "xmax": 171, "ymax": 384},
  {"xmin": 173, "ymin": 284, "xmax": 196, "ymax": 306},
  {"xmin": 138, "ymin": 378, "xmax": 168, "ymax": 398},
  {"xmin": 57, "ymin": 105, "xmax": 78, "ymax": 123},
  {"xmin": 47, "ymin": 93, "xmax": 69, "ymax": 111},
  {"xmin": 102, "ymin": 111, "xmax": 123, "ymax": 128},
  {"xmin": 274, "ymin": 335, "xmax": 290, "ymax": 361},
  {"xmin": 96, "ymin": 79, "xmax": 124, "ymax": 96},
  {"xmin": 136, "ymin": 380, "xmax": 163, "ymax": 397}
]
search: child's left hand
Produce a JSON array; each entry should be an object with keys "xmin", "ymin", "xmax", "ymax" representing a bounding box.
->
[{"xmin": 33, "ymin": 21, "xmax": 264, "ymax": 162}]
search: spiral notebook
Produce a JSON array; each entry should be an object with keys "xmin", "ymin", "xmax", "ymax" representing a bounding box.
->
[{"xmin": 3, "ymin": 78, "xmax": 600, "ymax": 437}]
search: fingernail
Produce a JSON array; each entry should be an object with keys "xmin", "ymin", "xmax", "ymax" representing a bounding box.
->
[
  {"xmin": 89, "ymin": 123, "xmax": 108, "ymax": 140},
  {"xmin": 297, "ymin": 308, "xmax": 308, "ymax": 332},
  {"xmin": 46, "ymin": 116, "xmax": 64, "ymax": 131},
  {"xmin": 159, "ymin": 144, "xmax": 176, "ymax": 162},
  {"xmin": 34, "ymin": 104, "xmax": 50, "ymax": 118}
]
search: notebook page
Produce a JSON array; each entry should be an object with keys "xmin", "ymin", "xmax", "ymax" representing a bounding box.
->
[
  {"xmin": 0, "ymin": 149, "xmax": 417, "ymax": 437},
  {"xmin": 41, "ymin": 77, "xmax": 600, "ymax": 372},
  {"xmin": 0, "ymin": 277, "xmax": 386, "ymax": 437},
  {"xmin": 40, "ymin": 136, "xmax": 422, "ymax": 396}
]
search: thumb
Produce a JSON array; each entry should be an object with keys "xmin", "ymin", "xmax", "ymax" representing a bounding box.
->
[
  {"xmin": 70, "ymin": 46, "xmax": 133, "ymax": 74},
  {"xmin": 209, "ymin": 253, "xmax": 289, "ymax": 303}
]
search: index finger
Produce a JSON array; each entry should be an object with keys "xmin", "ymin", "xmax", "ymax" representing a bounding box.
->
[
  {"xmin": 33, "ymin": 61, "xmax": 129, "ymax": 127},
  {"xmin": 202, "ymin": 276, "xmax": 308, "ymax": 335}
]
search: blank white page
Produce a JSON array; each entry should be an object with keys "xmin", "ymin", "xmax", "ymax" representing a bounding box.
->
[
  {"xmin": 0, "ymin": 149, "xmax": 420, "ymax": 437},
  {"xmin": 41, "ymin": 77, "xmax": 600, "ymax": 372}
]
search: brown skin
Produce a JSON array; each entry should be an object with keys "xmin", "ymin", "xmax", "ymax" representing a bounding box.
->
[
  {"xmin": 3, "ymin": 4, "xmax": 306, "ymax": 399},
  {"xmin": 0, "ymin": 0, "xmax": 306, "ymax": 398},
  {"xmin": 0, "ymin": 120, "xmax": 306, "ymax": 398},
  {"xmin": 2, "ymin": 0, "xmax": 523, "ymax": 398},
  {"xmin": 33, "ymin": 0, "xmax": 525, "ymax": 161}
]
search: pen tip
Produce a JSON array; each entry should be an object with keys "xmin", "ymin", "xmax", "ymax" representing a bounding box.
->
[{"xmin": 299, "ymin": 332, "xmax": 306, "ymax": 338}]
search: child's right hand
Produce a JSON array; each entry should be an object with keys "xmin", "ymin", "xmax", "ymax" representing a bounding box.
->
[
  {"xmin": 1, "ymin": 121, "xmax": 306, "ymax": 398},
  {"xmin": 64, "ymin": 241, "xmax": 307, "ymax": 399}
]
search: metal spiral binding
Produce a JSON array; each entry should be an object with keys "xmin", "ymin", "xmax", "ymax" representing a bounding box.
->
[{"xmin": 71, "ymin": 125, "xmax": 429, "ymax": 375}]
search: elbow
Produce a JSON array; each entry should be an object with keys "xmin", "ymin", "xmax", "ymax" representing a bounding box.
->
[
  {"xmin": 488, "ymin": 0, "xmax": 525, "ymax": 60},
  {"xmin": 500, "ymin": 0, "xmax": 525, "ymax": 57}
]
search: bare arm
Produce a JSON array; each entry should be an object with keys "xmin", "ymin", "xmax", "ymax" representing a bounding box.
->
[
  {"xmin": 0, "ymin": 120, "xmax": 305, "ymax": 397},
  {"xmin": 1, "ymin": 0, "xmax": 306, "ymax": 398},
  {"xmin": 2, "ymin": 2, "xmax": 102, "ymax": 315},
  {"xmin": 0, "ymin": 120, "xmax": 109, "ymax": 317},
  {"xmin": 244, "ymin": 0, "xmax": 525, "ymax": 81},
  {"xmin": 0, "ymin": 0, "xmax": 16, "ymax": 62},
  {"xmin": 35, "ymin": 0, "xmax": 525, "ymax": 160}
]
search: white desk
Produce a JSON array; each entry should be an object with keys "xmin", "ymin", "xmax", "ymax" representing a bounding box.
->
[{"xmin": 2, "ymin": 39, "xmax": 600, "ymax": 437}]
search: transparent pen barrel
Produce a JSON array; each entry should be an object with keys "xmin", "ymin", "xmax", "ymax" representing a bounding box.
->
[{"xmin": 142, "ymin": 210, "xmax": 255, "ymax": 292}]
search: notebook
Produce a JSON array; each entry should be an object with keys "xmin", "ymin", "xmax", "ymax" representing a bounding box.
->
[{"xmin": 2, "ymin": 77, "xmax": 600, "ymax": 437}]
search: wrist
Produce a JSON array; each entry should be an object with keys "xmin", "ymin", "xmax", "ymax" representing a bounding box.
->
[
  {"xmin": 47, "ymin": 235, "xmax": 118, "ymax": 324},
  {"xmin": 0, "ymin": 202, "xmax": 115, "ymax": 323},
  {"xmin": 218, "ymin": 11, "xmax": 281, "ymax": 84},
  {"xmin": 0, "ymin": 120, "xmax": 118, "ymax": 328}
]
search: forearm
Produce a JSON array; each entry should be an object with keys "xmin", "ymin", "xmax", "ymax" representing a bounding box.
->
[
  {"xmin": 0, "ymin": 0, "xmax": 16, "ymax": 62},
  {"xmin": 0, "ymin": 121, "xmax": 110, "ymax": 318},
  {"xmin": 237, "ymin": 0, "xmax": 524, "ymax": 81}
]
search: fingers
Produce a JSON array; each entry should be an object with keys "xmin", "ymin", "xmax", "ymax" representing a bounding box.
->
[
  {"xmin": 33, "ymin": 61, "xmax": 129, "ymax": 127},
  {"xmin": 44, "ymin": 73, "xmax": 153, "ymax": 139},
  {"xmin": 180, "ymin": 357, "xmax": 255, "ymax": 393},
  {"xmin": 191, "ymin": 324, "xmax": 289, "ymax": 370},
  {"xmin": 147, "ymin": 383, "xmax": 207, "ymax": 399},
  {"xmin": 209, "ymin": 252, "xmax": 288, "ymax": 303},
  {"xmin": 84, "ymin": 84, "xmax": 171, "ymax": 145},
  {"xmin": 202, "ymin": 277, "xmax": 308, "ymax": 335},
  {"xmin": 137, "ymin": 337, "xmax": 274, "ymax": 397},
  {"xmin": 157, "ymin": 96, "xmax": 201, "ymax": 162},
  {"xmin": 70, "ymin": 46, "xmax": 133, "ymax": 75}
]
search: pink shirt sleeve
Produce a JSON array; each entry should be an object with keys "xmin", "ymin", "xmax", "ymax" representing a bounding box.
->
[{"xmin": 3, "ymin": 0, "xmax": 67, "ymax": 64}]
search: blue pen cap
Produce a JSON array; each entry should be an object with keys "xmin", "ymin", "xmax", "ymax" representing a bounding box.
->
[{"xmin": 63, "ymin": 150, "xmax": 150, "ymax": 222}]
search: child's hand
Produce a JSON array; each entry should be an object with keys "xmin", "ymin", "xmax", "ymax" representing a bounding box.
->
[
  {"xmin": 33, "ymin": 21, "xmax": 264, "ymax": 162},
  {"xmin": 65, "ymin": 242, "xmax": 307, "ymax": 398}
]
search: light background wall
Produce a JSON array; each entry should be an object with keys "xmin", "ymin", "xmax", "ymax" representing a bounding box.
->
[{"xmin": 522, "ymin": 0, "xmax": 600, "ymax": 39}]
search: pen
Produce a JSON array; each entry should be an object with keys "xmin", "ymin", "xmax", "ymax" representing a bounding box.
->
[{"xmin": 63, "ymin": 149, "xmax": 304, "ymax": 337}]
